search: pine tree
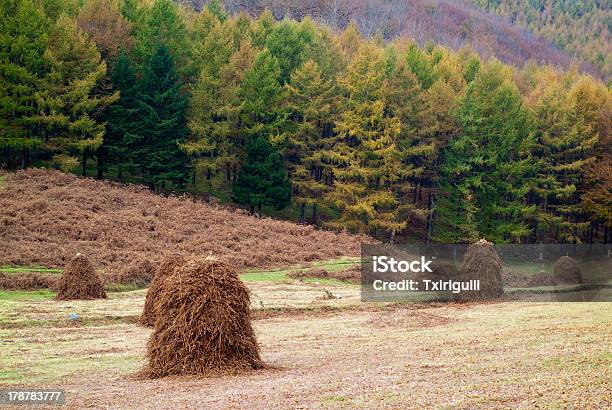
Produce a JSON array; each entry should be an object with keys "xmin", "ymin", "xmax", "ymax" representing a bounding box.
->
[
  {"xmin": 266, "ymin": 19, "xmax": 316, "ymax": 84},
  {"xmin": 434, "ymin": 61, "xmax": 537, "ymax": 243},
  {"xmin": 35, "ymin": 14, "xmax": 117, "ymax": 174},
  {"xmin": 528, "ymin": 71, "xmax": 607, "ymax": 243},
  {"xmin": 385, "ymin": 53, "xmax": 436, "ymax": 230},
  {"xmin": 131, "ymin": 44, "xmax": 189, "ymax": 190},
  {"xmin": 324, "ymin": 42, "xmax": 405, "ymax": 238},
  {"xmin": 233, "ymin": 134, "xmax": 291, "ymax": 213},
  {"xmin": 185, "ymin": 37, "xmax": 256, "ymax": 187},
  {"xmin": 239, "ymin": 49, "xmax": 287, "ymax": 145},
  {"xmin": 103, "ymin": 50, "xmax": 138, "ymax": 181},
  {"xmin": 0, "ymin": 0, "xmax": 48, "ymax": 168},
  {"xmin": 405, "ymin": 44, "xmax": 437, "ymax": 90},
  {"xmin": 133, "ymin": 0, "xmax": 192, "ymax": 78},
  {"xmin": 285, "ymin": 59, "xmax": 336, "ymax": 223}
]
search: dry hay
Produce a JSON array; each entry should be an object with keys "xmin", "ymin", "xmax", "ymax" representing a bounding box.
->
[
  {"xmin": 501, "ymin": 268, "xmax": 531, "ymax": 288},
  {"xmin": 139, "ymin": 254, "xmax": 186, "ymax": 327},
  {"xmin": 106, "ymin": 258, "xmax": 156, "ymax": 288},
  {"xmin": 0, "ymin": 169, "xmax": 364, "ymax": 274},
  {"xmin": 144, "ymin": 257, "xmax": 263, "ymax": 378},
  {"xmin": 527, "ymin": 271, "xmax": 558, "ymax": 287},
  {"xmin": 456, "ymin": 239, "xmax": 504, "ymax": 301},
  {"xmin": 287, "ymin": 265, "xmax": 361, "ymax": 282},
  {"xmin": 0, "ymin": 272, "xmax": 57, "ymax": 290},
  {"xmin": 553, "ymin": 256, "xmax": 583, "ymax": 284},
  {"xmin": 55, "ymin": 254, "xmax": 106, "ymax": 300}
]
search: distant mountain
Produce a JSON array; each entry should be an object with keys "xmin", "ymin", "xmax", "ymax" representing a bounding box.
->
[
  {"xmin": 186, "ymin": 0, "xmax": 600, "ymax": 76},
  {"xmin": 471, "ymin": 0, "xmax": 610, "ymax": 81}
]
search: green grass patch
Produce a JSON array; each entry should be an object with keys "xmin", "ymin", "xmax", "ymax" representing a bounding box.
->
[
  {"xmin": 0, "ymin": 265, "xmax": 62, "ymax": 274},
  {"xmin": 241, "ymin": 257, "xmax": 360, "ymax": 283},
  {"xmin": 104, "ymin": 282, "xmax": 144, "ymax": 293},
  {"xmin": 0, "ymin": 290, "xmax": 55, "ymax": 301}
]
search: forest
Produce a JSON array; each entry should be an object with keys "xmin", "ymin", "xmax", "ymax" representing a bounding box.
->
[
  {"xmin": 472, "ymin": 0, "xmax": 610, "ymax": 81},
  {"xmin": 1, "ymin": 0, "xmax": 610, "ymax": 244}
]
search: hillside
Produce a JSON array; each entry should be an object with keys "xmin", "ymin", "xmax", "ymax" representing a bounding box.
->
[
  {"xmin": 0, "ymin": 169, "xmax": 361, "ymax": 275},
  {"xmin": 212, "ymin": 0, "xmax": 594, "ymax": 74},
  {"xmin": 471, "ymin": 0, "xmax": 610, "ymax": 80}
]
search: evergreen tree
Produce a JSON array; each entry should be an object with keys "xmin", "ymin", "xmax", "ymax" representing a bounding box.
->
[
  {"xmin": 35, "ymin": 14, "xmax": 117, "ymax": 174},
  {"xmin": 131, "ymin": 44, "xmax": 189, "ymax": 189},
  {"xmin": 233, "ymin": 134, "xmax": 291, "ymax": 213},
  {"xmin": 0, "ymin": 0, "xmax": 48, "ymax": 168},
  {"xmin": 285, "ymin": 59, "xmax": 336, "ymax": 223},
  {"xmin": 405, "ymin": 44, "xmax": 437, "ymax": 90},
  {"xmin": 239, "ymin": 49, "xmax": 287, "ymax": 145},
  {"xmin": 185, "ymin": 38, "xmax": 255, "ymax": 185},
  {"xmin": 324, "ymin": 43, "xmax": 405, "ymax": 238},
  {"xmin": 133, "ymin": 0, "xmax": 192, "ymax": 78},
  {"xmin": 266, "ymin": 19, "xmax": 316, "ymax": 84},
  {"xmin": 102, "ymin": 50, "xmax": 138, "ymax": 181},
  {"xmin": 434, "ymin": 61, "xmax": 537, "ymax": 243}
]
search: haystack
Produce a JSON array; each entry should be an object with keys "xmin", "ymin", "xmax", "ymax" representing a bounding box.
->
[
  {"xmin": 553, "ymin": 256, "xmax": 583, "ymax": 284},
  {"xmin": 55, "ymin": 253, "xmax": 106, "ymax": 300},
  {"xmin": 144, "ymin": 257, "xmax": 263, "ymax": 378},
  {"xmin": 139, "ymin": 254, "xmax": 185, "ymax": 327},
  {"xmin": 456, "ymin": 239, "xmax": 504, "ymax": 301}
]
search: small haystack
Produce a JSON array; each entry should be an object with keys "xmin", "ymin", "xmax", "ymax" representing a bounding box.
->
[
  {"xmin": 553, "ymin": 256, "xmax": 583, "ymax": 284},
  {"xmin": 55, "ymin": 253, "xmax": 106, "ymax": 300},
  {"xmin": 139, "ymin": 254, "xmax": 185, "ymax": 327},
  {"xmin": 456, "ymin": 239, "xmax": 504, "ymax": 301},
  {"xmin": 144, "ymin": 257, "xmax": 263, "ymax": 378},
  {"xmin": 527, "ymin": 271, "xmax": 558, "ymax": 287}
]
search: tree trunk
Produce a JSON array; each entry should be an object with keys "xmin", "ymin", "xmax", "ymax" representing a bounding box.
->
[
  {"xmin": 82, "ymin": 155, "xmax": 88, "ymax": 177},
  {"xmin": 312, "ymin": 203, "xmax": 317, "ymax": 225},
  {"xmin": 300, "ymin": 203, "xmax": 305, "ymax": 223},
  {"xmin": 96, "ymin": 148, "xmax": 105, "ymax": 180},
  {"xmin": 250, "ymin": 204, "xmax": 255, "ymax": 214}
]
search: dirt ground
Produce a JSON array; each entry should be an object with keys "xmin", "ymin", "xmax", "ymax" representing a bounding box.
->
[{"xmin": 1, "ymin": 279, "xmax": 610, "ymax": 409}]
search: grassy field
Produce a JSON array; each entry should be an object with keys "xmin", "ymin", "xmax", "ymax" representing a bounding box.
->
[{"xmin": 1, "ymin": 268, "xmax": 610, "ymax": 408}]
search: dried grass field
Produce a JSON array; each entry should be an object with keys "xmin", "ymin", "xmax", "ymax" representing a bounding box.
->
[
  {"xmin": 1, "ymin": 278, "xmax": 610, "ymax": 409},
  {"xmin": 1, "ymin": 170, "xmax": 610, "ymax": 408}
]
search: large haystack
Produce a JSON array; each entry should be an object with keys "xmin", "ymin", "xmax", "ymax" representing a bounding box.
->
[
  {"xmin": 553, "ymin": 256, "xmax": 583, "ymax": 284},
  {"xmin": 456, "ymin": 239, "xmax": 504, "ymax": 301},
  {"xmin": 139, "ymin": 254, "xmax": 185, "ymax": 327},
  {"xmin": 55, "ymin": 253, "xmax": 106, "ymax": 300},
  {"xmin": 144, "ymin": 258, "xmax": 263, "ymax": 378}
]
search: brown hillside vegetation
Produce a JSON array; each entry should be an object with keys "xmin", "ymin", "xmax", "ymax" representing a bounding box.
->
[{"xmin": 0, "ymin": 169, "xmax": 362, "ymax": 275}]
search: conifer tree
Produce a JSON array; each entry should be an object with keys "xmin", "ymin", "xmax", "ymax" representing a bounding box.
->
[
  {"xmin": 266, "ymin": 19, "xmax": 316, "ymax": 84},
  {"xmin": 131, "ymin": 44, "xmax": 189, "ymax": 189},
  {"xmin": 434, "ymin": 61, "xmax": 537, "ymax": 243},
  {"xmin": 285, "ymin": 59, "xmax": 336, "ymax": 223},
  {"xmin": 239, "ymin": 49, "xmax": 287, "ymax": 145},
  {"xmin": 0, "ymin": 0, "xmax": 48, "ymax": 168},
  {"xmin": 528, "ymin": 72, "xmax": 606, "ymax": 242},
  {"xmin": 35, "ymin": 14, "xmax": 117, "ymax": 174},
  {"xmin": 103, "ymin": 50, "xmax": 138, "ymax": 181},
  {"xmin": 233, "ymin": 134, "xmax": 291, "ymax": 213},
  {"xmin": 133, "ymin": 0, "xmax": 192, "ymax": 78},
  {"xmin": 324, "ymin": 43, "xmax": 405, "ymax": 238}
]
